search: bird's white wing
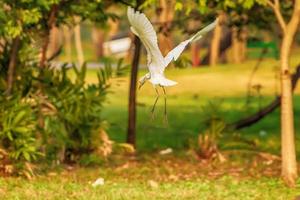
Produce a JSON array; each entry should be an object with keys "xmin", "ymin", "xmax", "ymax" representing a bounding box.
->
[
  {"xmin": 164, "ymin": 19, "xmax": 218, "ymax": 67},
  {"xmin": 127, "ymin": 7, "xmax": 165, "ymax": 71}
]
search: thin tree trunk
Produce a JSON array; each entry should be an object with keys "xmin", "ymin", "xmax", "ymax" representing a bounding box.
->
[
  {"xmin": 127, "ymin": 35, "xmax": 141, "ymax": 148},
  {"xmin": 127, "ymin": 0, "xmax": 144, "ymax": 148},
  {"xmin": 62, "ymin": 25, "xmax": 72, "ymax": 62},
  {"xmin": 280, "ymin": 32, "xmax": 298, "ymax": 187},
  {"xmin": 126, "ymin": 32, "xmax": 135, "ymax": 60},
  {"xmin": 74, "ymin": 16, "xmax": 84, "ymax": 67},
  {"xmin": 6, "ymin": 37, "xmax": 20, "ymax": 95},
  {"xmin": 277, "ymin": 0, "xmax": 300, "ymax": 187},
  {"xmin": 209, "ymin": 14, "xmax": 222, "ymax": 66}
]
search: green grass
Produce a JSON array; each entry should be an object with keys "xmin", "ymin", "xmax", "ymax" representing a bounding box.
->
[
  {"xmin": 1, "ymin": 175, "xmax": 300, "ymax": 200},
  {"xmin": 90, "ymin": 53, "xmax": 300, "ymax": 154},
  {"xmin": 3, "ymin": 50, "xmax": 300, "ymax": 199}
]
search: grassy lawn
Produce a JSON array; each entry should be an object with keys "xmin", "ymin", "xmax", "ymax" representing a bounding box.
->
[
  {"xmin": 1, "ymin": 154, "xmax": 300, "ymax": 200},
  {"xmin": 97, "ymin": 54, "xmax": 300, "ymax": 154},
  {"xmin": 2, "ymin": 52, "xmax": 300, "ymax": 199}
]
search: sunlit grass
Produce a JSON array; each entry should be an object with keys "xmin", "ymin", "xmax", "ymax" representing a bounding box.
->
[{"xmin": 1, "ymin": 167, "xmax": 300, "ymax": 200}]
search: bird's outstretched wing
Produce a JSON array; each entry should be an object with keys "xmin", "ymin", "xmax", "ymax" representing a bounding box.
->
[
  {"xmin": 164, "ymin": 19, "xmax": 218, "ymax": 67},
  {"xmin": 127, "ymin": 7, "xmax": 165, "ymax": 72}
]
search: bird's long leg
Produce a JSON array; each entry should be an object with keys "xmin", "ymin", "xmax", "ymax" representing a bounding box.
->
[
  {"xmin": 162, "ymin": 86, "xmax": 168, "ymax": 124},
  {"xmin": 151, "ymin": 87, "xmax": 160, "ymax": 119}
]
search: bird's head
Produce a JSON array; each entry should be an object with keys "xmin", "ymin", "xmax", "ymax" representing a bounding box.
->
[{"xmin": 138, "ymin": 73, "xmax": 151, "ymax": 90}]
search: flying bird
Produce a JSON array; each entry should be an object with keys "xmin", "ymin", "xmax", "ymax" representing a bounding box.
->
[{"xmin": 127, "ymin": 7, "xmax": 217, "ymax": 120}]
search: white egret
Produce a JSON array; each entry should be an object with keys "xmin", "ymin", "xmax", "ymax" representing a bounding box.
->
[{"xmin": 127, "ymin": 7, "xmax": 217, "ymax": 120}]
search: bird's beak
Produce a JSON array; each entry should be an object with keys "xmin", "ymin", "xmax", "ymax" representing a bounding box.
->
[
  {"xmin": 138, "ymin": 83, "xmax": 143, "ymax": 90},
  {"xmin": 138, "ymin": 81, "xmax": 145, "ymax": 90}
]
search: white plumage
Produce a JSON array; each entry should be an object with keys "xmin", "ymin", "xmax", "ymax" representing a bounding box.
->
[{"xmin": 127, "ymin": 7, "xmax": 217, "ymax": 88}]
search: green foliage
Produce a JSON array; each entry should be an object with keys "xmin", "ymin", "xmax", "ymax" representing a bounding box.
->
[
  {"xmin": 78, "ymin": 153, "xmax": 105, "ymax": 166},
  {"xmin": 38, "ymin": 60, "xmax": 128, "ymax": 162},
  {"xmin": 0, "ymin": 0, "xmax": 128, "ymax": 169},
  {"xmin": 43, "ymin": 64, "xmax": 109, "ymax": 160},
  {"xmin": 173, "ymin": 56, "xmax": 192, "ymax": 69},
  {"xmin": 0, "ymin": 95, "xmax": 40, "ymax": 163},
  {"xmin": 0, "ymin": 0, "xmax": 115, "ymax": 39}
]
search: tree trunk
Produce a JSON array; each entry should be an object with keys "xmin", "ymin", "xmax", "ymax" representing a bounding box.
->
[
  {"xmin": 239, "ymin": 27, "xmax": 247, "ymax": 62},
  {"xmin": 232, "ymin": 27, "xmax": 247, "ymax": 64},
  {"xmin": 62, "ymin": 25, "xmax": 72, "ymax": 62},
  {"xmin": 279, "ymin": 1, "xmax": 300, "ymax": 187},
  {"xmin": 39, "ymin": 5, "xmax": 58, "ymax": 68},
  {"xmin": 280, "ymin": 32, "xmax": 298, "ymax": 187},
  {"xmin": 202, "ymin": 30, "xmax": 232, "ymax": 65},
  {"xmin": 231, "ymin": 27, "xmax": 242, "ymax": 64},
  {"xmin": 191, "ymin": 43, "xmax": 200, "ymax": 66},
  {"xmin": 209, "ymin": 14, "xmax": 222, "ymax": 66},
  {"xmin": 91, "ymin": 27, "xmax": 105, "ymax": 59},
  {"xmin": 127, "ymin": 35, "xmax": 141, "ymax": 148},
  {"xmin": 74, "ymin": 16, "xmax": 84, "ymax": 67},
  {"xmin": 48, "ymin": 26, "xmax": 61, "ymax": 59},
  {"xmin": 127, "ymin": 0, "xmax": 144, "ymax": 148},
  {"xmin": 6, "ymin": 37, "xmax": 20, "ymax": 96},
  {"xmin": 158, "ymin": 0, "xmax": 174, "ymax": 55}
]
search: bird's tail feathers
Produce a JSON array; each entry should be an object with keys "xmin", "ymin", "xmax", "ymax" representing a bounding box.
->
[{"xmin": 150, "ymin": 76, "xmax": 177, "ymax": 87}]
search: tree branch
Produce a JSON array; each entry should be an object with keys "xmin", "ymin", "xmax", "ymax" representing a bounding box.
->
[
  {"xmin": 229, "ymin": 64, "xmax": 300, "ymax": 130},
  {"xmin": 267, "ymin": 0, "xmax": 287, "ymax": 33}
]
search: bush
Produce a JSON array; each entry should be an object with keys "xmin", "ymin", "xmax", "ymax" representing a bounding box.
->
[
  {"xmin": 0, "ymin": 95, "xmax": 40, "ymax": 175},
  {"xmin": 0, "ymin": 56, "xmax": 128, "ymax": 173}
]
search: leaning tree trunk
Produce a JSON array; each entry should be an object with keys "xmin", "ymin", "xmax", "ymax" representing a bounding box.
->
[
  {"xmin": 209, "ymin": 13, "xmax": 223, "ymax": 66},
  {"xmin": 74, "ymin": 16, "xmax": 84, "ymax": 67}
]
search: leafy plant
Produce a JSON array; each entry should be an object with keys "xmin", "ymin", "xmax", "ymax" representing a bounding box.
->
[
  {"xmin": 197, "ymin": 100, "xmax": 226, "ymax": 160},
  {"xmin": 0, "ymin": 95, "xmax": 40, "ymax": 163},
  {"xmin": 38, "ymin": 60, "xmax": 128, "ymax": 163}
]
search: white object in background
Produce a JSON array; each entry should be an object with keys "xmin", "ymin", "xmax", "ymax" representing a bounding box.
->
[
  {"xmin": 92, "ymin": 178, "xmax": 105, "ymax": 187},
  {"xmin": 104, "ymin": 37, "xmax": 131, "ymax": 54},
  {"xmin": 159, "ymin": 148, "xmax": 173, "ymax": 155}
]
